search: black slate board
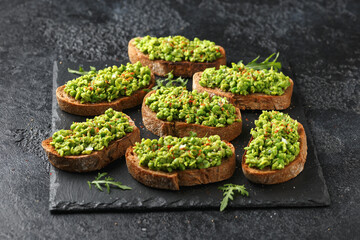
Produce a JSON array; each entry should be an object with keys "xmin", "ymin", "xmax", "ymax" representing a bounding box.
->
[{"xmin": 49, "ymin": 61, "xmax": 330, "ymax": 212}]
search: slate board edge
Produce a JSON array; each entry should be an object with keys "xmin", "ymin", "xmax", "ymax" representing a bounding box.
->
[
  {"xmin": 50, "ymin": 199, "xmax": 329, "ymax": 213},
  {"xmin": 49, "ymin": 61, "xmax": 331, "ymax": 212},
  {"xmin": 300, "ymin": 110, "xmax": 331, "ymax": 206},
  {"xmin": 291, "ymin": 79, "xmax": 331, "ymax": 207},
  {"xmin": 49, "ymin": 61, "xmax": 59, "ymax": 211}
]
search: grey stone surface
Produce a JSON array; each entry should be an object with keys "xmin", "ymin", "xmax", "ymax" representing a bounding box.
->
[{"xmin": 0, "ymin": 0, "xmax": 359, "ymax": 239}]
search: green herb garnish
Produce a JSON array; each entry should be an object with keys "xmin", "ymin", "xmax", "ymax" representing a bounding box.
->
[
  {"xmin": 87, "ymin": 172, "xmax": 132, "ymax": 193},
  {"xmin": 218, "ymin": 184, "xmax": 249, "ymax": 211},
  {"xmin": 238, "ymin": 52, "xmax": 281, "ymax": 72},
  {"xmin": 68, "ymin": 66, "xmax": 97, "ymax": 75},
  {"xmin": 152, "ymin": 71, "xmax": 188, "ymax": 90}
]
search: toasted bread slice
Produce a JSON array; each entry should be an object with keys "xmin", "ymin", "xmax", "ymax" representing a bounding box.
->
[
  {"xmin": 241, "ymin": 123, "xmax": 307, "ymax": 184},
  {"xmin": 193, "ymin": 72, "xmax": 294, "ymax": 110},
  {"xmin": 56, "ymin": 73, "xmax": 155, "ymax": 116},
  {"xmin": 141, "ymin": 91, "xmax": 242, "ymax": 141},
  {"xmin": 128, "ymin": 38, "xmax": 227, "ymax": 77},
  {"xmin": 125, "ymin": 142, "xmax": 236, "ymax": 190},
  {"xmin": 42, "ymin": 114, "xmax": 140, "ymax": 172}
]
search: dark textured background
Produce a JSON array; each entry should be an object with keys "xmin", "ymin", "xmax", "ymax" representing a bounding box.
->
[{"xmin": 0, "ymin": 0, "xmax": 359, "ymax": 239}]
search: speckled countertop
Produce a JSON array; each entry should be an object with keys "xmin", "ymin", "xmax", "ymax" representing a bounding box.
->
[{"xmin": 0, "ymin": 0, "xmax": 359, "ymax": 239}]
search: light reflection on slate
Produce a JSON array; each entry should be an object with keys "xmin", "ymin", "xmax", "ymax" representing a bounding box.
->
[{"xmin": 49, "ymin": 60, "xmax": 330, "ymax": 212}]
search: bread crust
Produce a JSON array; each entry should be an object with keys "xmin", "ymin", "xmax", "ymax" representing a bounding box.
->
[
  {"xmin": 56, "ymin": 73, "xmax": 155, "ymax": 116},
  {"xmin": 141, "ymin": 91, "xmax": 242, "ymax": 141},
  {"xmin": 41, "ymin": 114, "xmax": 140, "ymax": 172},
  {"xmin": 192, "ymin": 72, "xmax": 294, "ymax": 110},
  {"xmin": 241, "ymin": 123, "xmax": 307, "ymax": 184},
  {"xmin": 125, "ymin": 142, "xmax": 236, "ymax": 190},
  {"xmin": 128, "ymin": 38, "xmax": 227, "ymax": 77}
]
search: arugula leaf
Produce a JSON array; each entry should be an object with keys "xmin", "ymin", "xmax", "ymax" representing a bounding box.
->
[
  {"xmin": 218, "ymin": 184, "xmax": 249, "ymax": 211},
  {"xmin": 152, "ymin": 71, "xmax": 188, "ymax": 90},
  {"xmin": 152, "ymin": 79, "xmax": 166, "ymax": 90},
  {"xmin": 88, "ymin": 172, "xmax": 132, "ymax": 193},
  {"xmin": 238, "ymin": 52, "xmax": 282, "ymax": 71},
  {"xmin": 68, "ymin": 66, "xmax": 97, "ymax": 75}
]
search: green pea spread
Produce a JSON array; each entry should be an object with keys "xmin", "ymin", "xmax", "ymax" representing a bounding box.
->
[
  {"xmin": 134, "ymin": 135, "xmax": 233, "ymax": 172},
  {"xmin": 244, "ymin": 111, "xmax": 300, "ymax": 170},
  {"xmin": 145, "ymin": 87, "xmax": 240, "ymax": 127},
  {"xmin": 134, "ymin": 35, "xmax": 223, "ymax": 62},
  {"xmin": 50, "ymin": 109, "xmax": 133, "ymax": 156},
  {"xmin": 199, "ymin": 63, "xmax": 291, "ymax": 95},
  {"xmin": 64, "ymin": 62, "xmax": 152, "ymax": 103}
]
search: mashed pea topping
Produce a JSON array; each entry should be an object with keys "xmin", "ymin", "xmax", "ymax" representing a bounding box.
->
[
  {"xmin": 244, "ymin": 111, "xmax": 300, "ymax": 170},
  {"xmin": 134, "ymin": 35, "xmax": 223, "ymax": 62},
  {"xmin": 134, "ymin": 135, "xmax": 233, "ymax": 172},
  {"xmin": 64, "ymin": 62, "xmax": 152, "ymax": 103},
  {"xmin": 199, "ymin": 63, "xmax": 291, "ymax": 96},
  {"xmin": 50, "ymin": 109, "xmax": 133, "ymax": 156},
  {"xmin": 145, "ymin": 87, "xmax": 241, "ymax": 127}
]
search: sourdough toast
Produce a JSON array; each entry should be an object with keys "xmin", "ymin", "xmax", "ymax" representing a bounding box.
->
[
  {"xmin": 141, "ymin": 90, "xmax": 242, "ymax": 141},
  {"xmin": 128, "ymin": 38, "xmax": 226, "ymax": 77},
  {"xmin": 125, "ymin": 142, "xmax": 236, "ymax": 190},
  {"xmin": 42, "ymin": 114, "xmax": 140, "ymax": 172},
  {"xmin": 56, "ymin": 73, "xmax": 155, "ymax": 116},
  {"xmin": 193, "ymin": 72, "xmax": 293, "ymax": 110},
  {"xmin": 241, "ymin": 123, "xmax": 307, "ymax": 184}
]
